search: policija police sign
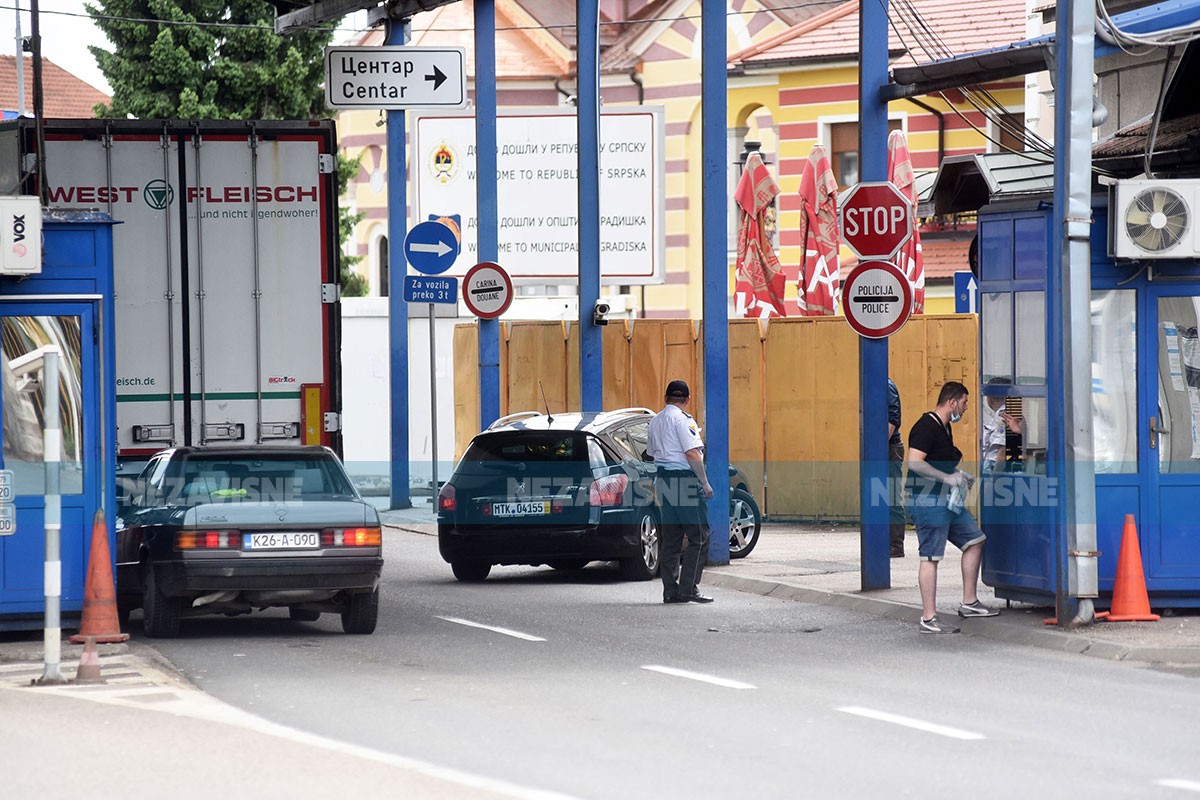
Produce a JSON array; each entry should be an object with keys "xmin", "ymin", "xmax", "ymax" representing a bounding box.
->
[
  {"xmin": 838, "ymin": 182, "xmax": 914, "ymax": 339},
  {"xmin": 842, "ymin": 261, "xmax": 913, "ymax": 339}
]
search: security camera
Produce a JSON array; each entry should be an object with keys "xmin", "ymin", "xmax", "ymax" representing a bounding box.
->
[{"xmin": 593, "ymin": 300, "xmax": 610, "ymax": 326}]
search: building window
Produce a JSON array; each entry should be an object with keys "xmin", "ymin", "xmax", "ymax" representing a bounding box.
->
[
  {"xmin": 378, "ymin": 235, "xmax": 389, "ymax": 298},
  {"xmin": 829, "ymin": 119, "xmax": 903, "ymax": 189},
  {"xmin": 997, "ymin": 111, "xmax": 1026, "ymax": 153}
]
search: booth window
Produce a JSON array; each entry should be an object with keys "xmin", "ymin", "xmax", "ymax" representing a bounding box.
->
[
  {"xmin": 1092, "ymin": 290, "xmax": 1137, "ymax": 473},
  {"xmin": 981, "ymin": 293, "xmax": 1014, "ymax": 382},
  {"xmin": 1156, "ymin": 295, "xmax": 1200, "ymax": 474},
  {"xmin": 1015, "ymin": 291, "xmax": 1046, "ymax": 385},
  {"xmin": 1, "ymin": 315, "xmax": 85, "ymax": 495}
]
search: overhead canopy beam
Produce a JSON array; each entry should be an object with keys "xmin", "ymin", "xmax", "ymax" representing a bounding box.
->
[
  {"xmin": 885, "ymin": 0, "xmax": 1200, "ymax": 100},
  {"xmin": 275, "ymin": 0, "xmax": 459, "ymax": 34}
]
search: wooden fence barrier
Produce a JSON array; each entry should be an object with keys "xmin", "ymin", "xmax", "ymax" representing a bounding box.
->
[{"xmin": 453, "ymin": 314, "xmax": 978, "ymax": 521}]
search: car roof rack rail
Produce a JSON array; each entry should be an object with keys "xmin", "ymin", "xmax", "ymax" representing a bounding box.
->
[{"xmin": 486, "ymin": 411, "xmax": 543, "ymax": 430}]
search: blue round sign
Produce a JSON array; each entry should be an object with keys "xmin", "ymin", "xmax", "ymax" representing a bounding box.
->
[{"xmin": 404, "ymin": 220, "xmax": 461, "ymax": 275}]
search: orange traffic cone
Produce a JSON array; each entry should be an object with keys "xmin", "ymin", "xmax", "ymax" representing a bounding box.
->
[
  {"xmin": 1096, "ymin": 514, "xmax": 1160, "ymax": 622},
  {"xmin": 73, "ymin": 636, "xmax": 106, "ymax": 684},
  {"xmin": 69, "ymin": 509, "xmax": 130, "ymax": 644}
]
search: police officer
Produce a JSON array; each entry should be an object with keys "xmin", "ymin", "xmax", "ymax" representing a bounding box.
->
[{"xmin": 646, "ymin": 380, "xmax": 715, "ymax": 604}]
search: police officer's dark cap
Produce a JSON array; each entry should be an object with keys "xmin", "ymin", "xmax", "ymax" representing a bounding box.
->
[{"xmin": 665, "ymin": 380, "xmax": 690, "ymax": 399}]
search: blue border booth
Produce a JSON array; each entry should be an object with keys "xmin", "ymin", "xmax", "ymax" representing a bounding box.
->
[
  {"xmin": 0, "ymin": 207, "xmax": 117, "ymax": 630},
  {"xmin": 934, "ymin": 153, "xmax": 1200, "ymax": 608}
]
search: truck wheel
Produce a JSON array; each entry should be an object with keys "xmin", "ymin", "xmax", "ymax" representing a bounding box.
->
[
  {"xmin": 143, "ymin": 570, "xmax": 182, "ymax": 639},
  {"xmin": 451, "ymin": 560, "xmax": 491, "ymax": 582},
  {"xmin": 341, "ymin": 589, "xmax": 379, "ymax": 634}
]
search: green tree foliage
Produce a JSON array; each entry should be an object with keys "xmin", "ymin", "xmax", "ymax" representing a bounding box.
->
[
  {"xmin": 87, "ymin": 0, "xmax": 370, "ymax": 296},
  {"xmin": 87, "ymin": 0, "xmax": 330, "ymax": 120}
]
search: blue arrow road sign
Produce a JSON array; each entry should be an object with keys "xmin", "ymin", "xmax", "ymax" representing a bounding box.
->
[
  {"xmin": 404, "ymin": 275, "xmax": 458, "ymax": 304},
  {"xmin": 404, "ymin": 220, "xmax": 461, "ymax": 275},
  {"xmin": 954, "ymin": 270, "xmax": 978, "ymax": 314}
]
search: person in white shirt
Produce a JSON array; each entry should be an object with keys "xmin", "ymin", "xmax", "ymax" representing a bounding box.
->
[
  {"xmin": 646, "ymin": 380, "xmax": 714, "ymax": 604},
  {"xmin": 981, "ymin": 378, "xmax": 1023, "ymax": 474}
]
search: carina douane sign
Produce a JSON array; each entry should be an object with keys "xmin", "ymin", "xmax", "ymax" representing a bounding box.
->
[{"xmin": 410, "ymin": 107, "xmax": 664, "ymax": 285}]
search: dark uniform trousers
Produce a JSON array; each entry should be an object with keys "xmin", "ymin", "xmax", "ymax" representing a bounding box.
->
[
  {"xmin": 888, "ymin": 440, "xmax": 906, "ymax": 553},
  {"xmin": 656, "ymin": 468, "xmax": 710, "ymax": 600}
]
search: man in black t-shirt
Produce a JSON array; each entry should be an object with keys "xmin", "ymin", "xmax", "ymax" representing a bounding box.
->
[{"xmin": 906, "ymin": 381, "xmax": 1000, "ymax": 634}]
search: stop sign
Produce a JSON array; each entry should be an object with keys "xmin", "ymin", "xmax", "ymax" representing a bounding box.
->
[{"xmin": 839, "ymin": 182, "xmax": 913, "ymax": 261}]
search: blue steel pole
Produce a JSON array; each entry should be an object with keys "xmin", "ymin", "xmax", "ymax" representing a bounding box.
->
[
  {"xmin": 387, "ymin": 18, "xmax": 412, "ymax": 510},
  {"xmin": 476, "ymin": 0, "xmax": 501, "ymax": 428},
  {"xmin": 702, "ymin": 0, "xmax": 730, "ymax": 564},
  {"xmin": 577, "ymin": 0, "xmax": 602, "ymax": 412},
  {"xmin": 858, "ymin": 0, "xmax": 890, "ymax": 589}
]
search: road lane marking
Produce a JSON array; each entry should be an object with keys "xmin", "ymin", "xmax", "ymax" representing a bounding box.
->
[
  {"xmin": 837, "ymin": 706, "xmax": 985, "ymax": 740},
  {"xmin": 641, "ymin": 665, "xmax": 756, "ymax": 690},
  {"xmin": 1158, "ymin": 779, "xmax": 1200, "ymax": 793},
  {"xmin": 437, "ymin": 616, "xmax": 546, "ymax": 642}
]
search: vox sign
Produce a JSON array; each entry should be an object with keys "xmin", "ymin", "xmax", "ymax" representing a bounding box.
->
[{"xmin": 838, "ymin": 181, "xmax": 913, "ymax": 262}]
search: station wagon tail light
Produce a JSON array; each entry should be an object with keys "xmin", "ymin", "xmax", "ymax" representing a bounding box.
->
[
  {"xmin": 589, "ymin": 474, "xmax": 629, "ymax": 507},
  {"xmin": 177, "ymin": 530, "xmax": 242, "ymax": 550},
  {"xmin": 320, "ymin": 527, "xmax": 382, "ymax": 547},
  {"xmin": 438, "ymin": 482, "xmax": 456, "ymax": 512}
]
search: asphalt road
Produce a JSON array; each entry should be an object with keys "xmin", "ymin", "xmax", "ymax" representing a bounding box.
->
[{"xmin": 136, "ymin": 529, "xmax": 1200, "ymax": 800}]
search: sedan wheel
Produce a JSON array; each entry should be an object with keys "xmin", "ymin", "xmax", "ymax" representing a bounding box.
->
[
  {"xmin": 142, "ymin": 569, "xmax": 183, "ymax": 639},
  {"xmin": 341, "ymin": 588, "xmax": 379, "ymax": 634},
  {"xmin": 619, "ymin": 510, "xmax": 660, "ymax": 581},
  {"xmin": 729, "ymin": 488, "xmax": 762, "ymax": 559}
]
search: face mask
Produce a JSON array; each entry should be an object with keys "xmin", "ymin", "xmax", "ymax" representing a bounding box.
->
[{"xmin": 950, "ymin": 410, "xmax": 963, "ymax": 424}]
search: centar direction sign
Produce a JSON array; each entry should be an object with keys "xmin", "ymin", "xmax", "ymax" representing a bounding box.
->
[{"xmin": 324, "ymin": 46, "xmax": 467, "ymax": 110}]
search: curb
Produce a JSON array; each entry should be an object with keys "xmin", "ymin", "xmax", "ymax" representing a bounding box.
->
[{"xmin": 702, "ymin": 570, "xmax": 1200, "ymax": 665}]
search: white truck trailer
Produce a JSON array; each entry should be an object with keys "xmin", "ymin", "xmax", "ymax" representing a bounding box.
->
[{"xmin": 2, "ymin": 119, "xmax": 343, "ymax": 467}]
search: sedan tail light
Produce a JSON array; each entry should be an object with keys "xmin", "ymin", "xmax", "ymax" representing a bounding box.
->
[
  {"xmin": 177, "ymin": 530, "xmax": 242, "ymax": 550},
  {"xmin": 438, "ymin": 482, "xmax": 457, "ymax": 512},
  {"xmin": 320, "ymin": 527, "xmax": 382, "ymax": 547},
  {"xmin": 589, "ymin": 474, "xmax": 629, "ymax": 507}
]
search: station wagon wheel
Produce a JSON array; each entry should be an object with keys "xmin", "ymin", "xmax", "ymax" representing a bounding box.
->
[
  {"xmin": 451, "ymin": 560, "xmax": 492, "ymax": 582},
  {"xmin": 341, "ymin": 588, "xmax": 379, "ymax": 634},
  {"xmin": 142, "ymin": 569, "xmax": 183, "ymax": 639},
  {"xmin": 619, "ymin": 509, "xmax": 660, "ymax": 581},
  {"xmin": 729, "ymin": 488, "xmax": 762, "ymax": 559}
]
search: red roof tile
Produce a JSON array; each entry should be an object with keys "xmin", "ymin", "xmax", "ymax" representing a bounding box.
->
[
  {"xmin": 841, "ymin": 235, "xmax": 973, "ymax": 281},
  {"xmin": 1, "ymin": 55, "xmax": 110, "ymax": 117},
  {"xmin": 731, "ymin": 0, "xmax": 1027, "ymax": 68}
]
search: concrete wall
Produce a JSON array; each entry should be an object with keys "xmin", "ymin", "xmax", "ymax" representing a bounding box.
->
[{"xmin": 340, "ymin": 298, "xmax": 459, "ymax": 494}]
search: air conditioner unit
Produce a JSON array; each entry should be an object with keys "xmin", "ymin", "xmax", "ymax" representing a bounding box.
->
[{"xmin": 1109, "ymin": 179, "xmax": 1200, "ymax": 260}]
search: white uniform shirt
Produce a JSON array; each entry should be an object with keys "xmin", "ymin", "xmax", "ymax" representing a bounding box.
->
[
  {"xmin": 646, "ymin": 404, "xmax": 704, "ymax": 470},
  {"xmin": 981, "ymin": 403, "xmax": 1007, "ymax": 472}
]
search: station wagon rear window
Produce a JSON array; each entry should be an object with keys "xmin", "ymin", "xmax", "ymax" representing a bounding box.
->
[{"xmin": 464, "ymin": 433, "xmax": 583, "ymax": 462}]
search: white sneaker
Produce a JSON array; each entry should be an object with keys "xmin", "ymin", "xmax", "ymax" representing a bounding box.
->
[
  {"xmin": 958, "ymin": 600, "xmax": 1000, "ymax": 618},
  {"xmin": 919, "ymin": 616, "xmax": 960, "ymax": 634}
]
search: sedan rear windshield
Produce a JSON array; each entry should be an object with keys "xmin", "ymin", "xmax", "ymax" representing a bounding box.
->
[
  {"xmin": 464, "ymin": 432, "xmax": 585, "ymax": 463},
  {"xmin": 166, "ymin": 455, "xmax": 356, "ymax": 504}
]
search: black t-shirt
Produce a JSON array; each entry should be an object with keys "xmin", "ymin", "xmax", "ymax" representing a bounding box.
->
[{"xmin": 906, "ymin": 411, "xmax": 962, "ymax": 495}]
